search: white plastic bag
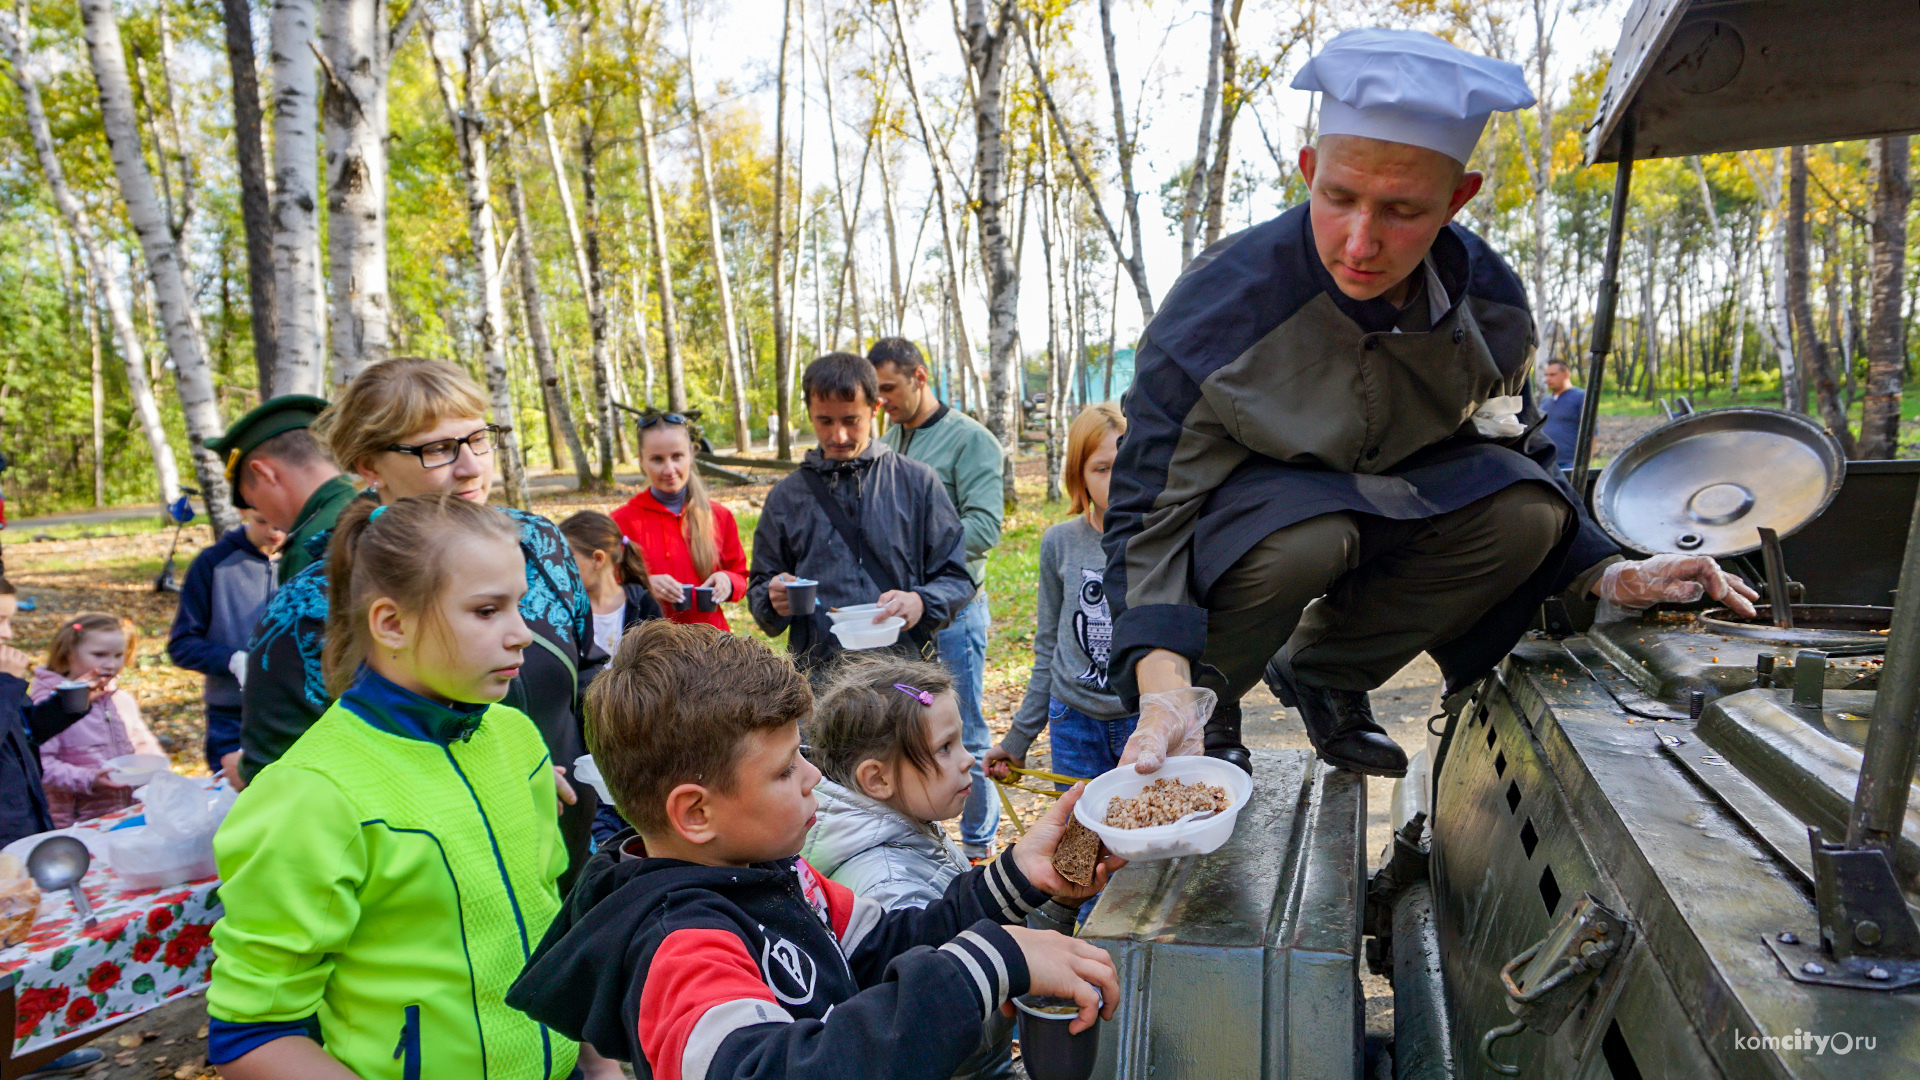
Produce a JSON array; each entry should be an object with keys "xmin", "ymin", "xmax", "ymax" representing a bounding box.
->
[
  {"xmin": 1471, "ymin": 395, "xmax": 1526, "ymax": 439},
  {"xmin": 107, "ymin": 773, "xmax": 223, "ymax": 890},
  {"xmin": 144, "ymin": 771, "xmax": 217, "ymax": 840}
]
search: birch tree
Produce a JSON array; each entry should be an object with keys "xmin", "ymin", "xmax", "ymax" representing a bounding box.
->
[
  {"xmin": 1787, "ymin": 146, "xmax": 1853, "ymax": 451},
  {"xmin": 1179, "ymin": 0, "xmax": 1226, "ymax": 268},
  {"xmin": 77, "ymin": 0, "xmax": 237, "ymax": 528},
  {"xmin": 631, "ymin": 4, "xmax": 686, "ymax": 412},
  {"xmin": 321, "ymin": 0, "xmax": 418, "ymax": 384},
  {"xmin": 509, "ymin": 171, "xmax": 593, "ymax": 488},
  {"xmin": 1859, "ymin": 135, "xmax": 1910, "ymax": 459},
  {"xmin": 770, "ymin": 0, "xmax": 796, "ymax": 458},
  {"xmin": 1, "ymin": 2, "xmax": 181, "ymax": 507},
  {"xmin": 428, "ymin": 6, "xmax": 531, "ymax": 509},
  {"xmin": 963, "ymin": 0, "xmax": 1020, "ymax": 505},
  {"xmin": 684, "ymin": 1, "xmax": 750, "ymax": 453},
  {"xmin": 219, "ymin": 0, "xmax": 276, "ymax": 394},
  {"xmin": 1200, "ymin": 0, "xmax": 1247, "ymax": 249},
  {"xmin": 270, "ymin": 0, "xmax": 325, "ymax": 395}
]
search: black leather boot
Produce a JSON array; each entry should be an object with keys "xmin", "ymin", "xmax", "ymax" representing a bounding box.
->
[
  {"xmin": 1203, "ymin": 695, "xmax": 1253, "ymax": 775},
  {"xmin": 1264, "ymin": 657, "xmax": 1407, "ymax": 777}
]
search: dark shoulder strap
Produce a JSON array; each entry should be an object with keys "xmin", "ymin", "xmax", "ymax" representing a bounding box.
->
[{"xmin": 796, "ymin": 468, "xmax": 901, "ymax": 596}]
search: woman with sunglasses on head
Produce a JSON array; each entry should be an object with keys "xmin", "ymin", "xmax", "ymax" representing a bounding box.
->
[{"xmin": 609, "ymin": 411, "xmax": 748, "ymax": 632}]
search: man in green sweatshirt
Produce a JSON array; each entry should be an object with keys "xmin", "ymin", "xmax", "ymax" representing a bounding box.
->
[{"xmin": 871, "ymin": 339, "xmax": 1005, "ymax": 858}]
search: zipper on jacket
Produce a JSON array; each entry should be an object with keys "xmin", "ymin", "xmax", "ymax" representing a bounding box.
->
[
  {"xmin": 443, "ymin": 747, "xmax": 555, "ymax": 1077},
  {"xmin": 784, "ymin": 869, "xmax": 854, "ymax": 979},
  {"xmin": 392, "ymin": 1003, "xmax": 421, "ymax": 1080}
]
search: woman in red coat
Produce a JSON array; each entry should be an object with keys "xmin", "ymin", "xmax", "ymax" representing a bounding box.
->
[{"xmin": 610, "ymin": 414, "xmax": 748, "ymax": 632}]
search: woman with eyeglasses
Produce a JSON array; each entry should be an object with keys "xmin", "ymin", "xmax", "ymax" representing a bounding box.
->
[
  {"xmin": 608, "ymin": 412, "xmax": 748, "ymax": 632},
  {"xmin": 238, "ymin": 360, "xmax": 603, "ymax": 877}
]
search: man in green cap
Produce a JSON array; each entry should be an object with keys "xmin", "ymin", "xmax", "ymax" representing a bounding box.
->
[{"xmin": 204, "ymin": 395, "xmax": 357, "ymax": 585}]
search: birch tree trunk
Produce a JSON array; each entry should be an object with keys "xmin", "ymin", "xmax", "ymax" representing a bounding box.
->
[
  {"xmin": 1787, "ymin": 146, "xmax": 1853, "ymax": 451},
  {"xmin": 580, "ymin": 116, "xmax": 621, "ymax": 481},
  {"xmin": 1019, "ymin": 11, "xmax": 1152, "ymax": 325},
  {"xmin": 77, "ymin": 0, "xmax": 235, "ymax": 526},
  {"xmin": 684, "ymin": 2, "xmax": 751, "ymax": 453},
  {"xmin": 219, "ymin": 0, "xmax": 276, "ymax": 395},
  {"xmin": 2, "ymin": 3, "xmax": 181, "ymax": 507},
  {"xmin": 772, "ymin": 0, "xmax": 795, "ymax": 459},
  {"xmin": 1200, "ymin": 0, "xmax": 1246, "ymax": 249},
  {"xmin": 1859, "ymin": 135, "xmax": 1910, "ymax": 460},
  {"xmin": 269, "ymin": 0, "xmax": 324, "ymax": 395},
  {"xmin": 519, "ymin": 5, "xmax": 614, "ymax": 485},
  {"xmin": 964, "ymin": 0, "xmax": 1020, "ymax": 507},
  {"xmin": 885, "ymin": 0, "xmax": 977, "ymax": 417},
  {"xmin": 1179, "ymin": 0, "xmax": 1226, "ymax": 268},
  {"xmin": 509, "ymin": 172, "xmax": 592, "ymax": 488},
  {"xmin": 1098, "ymin": 0, "xmax": 1152, "ymax": 324},
  {"xmin": 633, "ymin": 12, "xmax": 686, "ymax": 413},
  {"xmin": 322, "ymin": 0, "xmax": 412, "ymax": 385},
  {"xmin": 430, "ymin": 6, "xmax": 531, "ymax": 509}
]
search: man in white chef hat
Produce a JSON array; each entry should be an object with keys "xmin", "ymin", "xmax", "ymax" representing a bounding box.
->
[{"xmin": 1101, "ymin": 28, "xmax": 1758, "ymax": 778}]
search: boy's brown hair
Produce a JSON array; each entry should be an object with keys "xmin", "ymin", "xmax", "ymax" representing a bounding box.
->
[
  {"xmin": 586, "ymin": 621, "xmax": 812, "ymax": 836},
  {"xmin": 47, "ymin": 612, "xmax": 137, "ymax": 674},
  {"xmin": 810, "ymin": 655, "xmax": 954, "ymax": 790}
]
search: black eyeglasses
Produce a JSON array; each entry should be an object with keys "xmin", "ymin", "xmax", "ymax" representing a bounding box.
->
[
  {"xmin": 387, "ymin": 425, "xmax": 500, "ymax": 469},
  {"xmin": 637, "ymin": 412, "xmax": 689, "ymax": 430}
]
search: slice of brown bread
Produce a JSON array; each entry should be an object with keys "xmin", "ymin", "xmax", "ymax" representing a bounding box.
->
[{"xmin": 1052, "ymin": 817, "xmax": 1103, "ymax": 888}]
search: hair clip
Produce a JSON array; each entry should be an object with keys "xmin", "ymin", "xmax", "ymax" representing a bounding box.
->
[
  {"xmin": 369, "ymin": 505, "xmax": 388, "ymax": 521},
  {"xmin": 71, "ymin": 622, "xmax": 83, "ymax": 632},
  {"xmin": 893, "ymin": 683, "xmax": 933, "ymax": 707}
]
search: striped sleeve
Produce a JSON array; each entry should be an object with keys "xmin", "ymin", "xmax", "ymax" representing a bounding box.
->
[
  {"xmin": 638, "ymin": 929, "xmax": 791, "ymax": 1080},
  {"xmin": 938, "ymin": 924, "xmax": 1023, "ymax": 1023}
]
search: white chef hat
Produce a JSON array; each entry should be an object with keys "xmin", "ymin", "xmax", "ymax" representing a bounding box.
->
[{"xmin": 1291, "ymin": 28, "xmax": 1536, "ymax": 165}]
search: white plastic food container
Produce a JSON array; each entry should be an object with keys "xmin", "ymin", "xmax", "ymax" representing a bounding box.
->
[
  {"xmin": 572, "ymin": 755, "xmax": 614, "ymax": 805},
  {"xmin": 1073, "ymin": 756, "xmax": 1254, "ymax": 861},
  {"xmin": 825, "ymin": 603, "xmax": 886, "ymax": 625},
  {"xmin": 830, "ymin": 616, "xmax": 906, "ymax": 651},
  {"xmin": 104, "ymin": 825, "xmax": 216, "ymax": 890},
  {"xmin": 105, "ymin": 753, "xmax": 172, "ymax": 787}
]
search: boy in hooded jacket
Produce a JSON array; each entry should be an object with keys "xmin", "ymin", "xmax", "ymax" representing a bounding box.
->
[{"xmin": 507, "ymin": 622, "xmax": 1122, "ymax": 1080}]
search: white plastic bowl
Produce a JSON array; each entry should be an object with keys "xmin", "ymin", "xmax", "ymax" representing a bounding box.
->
[
  {"xmin": 106, "ymin": 753, "xmax": 172, "ymax": 787},
  {"xmin": 830, "ymin": 616, "xmax": 906, "ymax": 651},
  {"xmin": 1073, "ymin": 756, "xmax": 1254, "ymax": 861},
  {"xmin": 572, "ymin": 755, "xmax": 614, "ymax": 805},
  {"xmin": 826, "ymin": 603, "xmax": 887, "ymax": 625}
]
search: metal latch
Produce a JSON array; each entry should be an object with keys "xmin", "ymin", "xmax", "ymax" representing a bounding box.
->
[
  {"xmin": 1480, "ymin": 895, "xmax": 1632, "ymax": 1075},
  {"xmin": 1763, "ymin": 828, "xmax": 1920, "ymax": 990}
]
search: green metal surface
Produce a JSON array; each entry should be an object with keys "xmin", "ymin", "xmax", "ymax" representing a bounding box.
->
[
  {"xmin": 1079, "ymin": 749, "xmax": 1366, "ymax": 1080},
  {"xmin": 1424, "ymin": 639, "xmax": 1920, "ymax": 1079}
]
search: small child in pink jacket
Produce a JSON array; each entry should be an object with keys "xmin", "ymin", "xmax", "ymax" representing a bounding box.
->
[{"xmin": 33, "ymin": 612, "xmax": 162, "ymax": 826}]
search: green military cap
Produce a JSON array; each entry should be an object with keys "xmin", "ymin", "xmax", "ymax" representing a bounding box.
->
[{"xmin": 205, "ymin": 394, "xmax": 331, "ymax": 509}]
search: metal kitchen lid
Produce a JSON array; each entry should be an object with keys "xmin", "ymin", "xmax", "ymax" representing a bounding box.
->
[{"xmin": 1592, "ymin": 407, "xmax": 1845, "ymax": 557}]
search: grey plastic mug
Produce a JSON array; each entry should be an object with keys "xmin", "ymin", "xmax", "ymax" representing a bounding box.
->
[{"xmin": 787, "ymin": 578, "xmax": 818, "ymax": 616}]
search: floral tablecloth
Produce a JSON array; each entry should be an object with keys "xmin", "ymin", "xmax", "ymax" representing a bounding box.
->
[{"xmin": 0, "ymin": 790, "xmax": 221, "ymax": 1058}]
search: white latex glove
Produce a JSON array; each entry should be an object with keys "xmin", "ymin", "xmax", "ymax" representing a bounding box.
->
[
  {"xmin": 1117, "ymin": 686, "xmax": 1216, "ymax": 775},
  {"xmin": 1595, "ymin": 554, "xmax": 1759, "ymax": 617},
  {"xmin": 228, "ymin": 650, "xmax": 249, "ymax": 689}
]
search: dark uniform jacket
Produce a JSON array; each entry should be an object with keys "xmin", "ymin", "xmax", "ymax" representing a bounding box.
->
[
  {"xmin": 1104, "ymin": 204, "xmax": 1619, "ymax": 703},
  {"xmin": 0, "ymin": 676, "xmax": 84, "ymax": 846},
  {"xmin": 168, "ymin": 526, "xmax": 276, "ymax": 710}
]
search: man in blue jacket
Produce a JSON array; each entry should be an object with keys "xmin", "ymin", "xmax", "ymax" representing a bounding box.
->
[
  {"xmin": 1541, "ymin": 359, "xmax": 1585, "ymax": 471},
  {"xmin": 168, "ymin": 509, "xmax": 281, "ymax": 775}
]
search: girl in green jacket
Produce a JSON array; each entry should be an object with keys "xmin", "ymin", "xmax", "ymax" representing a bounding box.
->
[{"xmin": 208, "ymin": 494, "xmax": 579, "ymax": 1080}]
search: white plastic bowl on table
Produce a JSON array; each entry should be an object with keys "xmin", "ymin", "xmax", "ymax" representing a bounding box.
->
[
  {"xmin": 572, "ymin": 755, "xmax": 614, "ymax": 805},
  {"xmin": 825, "ymin": 603, "xmax": 887, "ymax": 625},
  {"xmin": 830, "ymin": 616, "xmax": 906, "ymax": 651},
  {"xmin": 105, "ymin": 753, "xmax": 172, "ymax": 787},
  {"xmin": 1073, "ymin": 756, "xmax": 1254, "ymax": 861}
]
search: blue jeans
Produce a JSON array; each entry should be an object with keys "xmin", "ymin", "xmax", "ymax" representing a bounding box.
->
[
  {"xmin": 1046, "ymin": 698, "xmax": 1139, "ymax": 785},
  {"xmin": 204, "ymin": 705, "xmax": 243, "ymax": 772},
  {"xmin": 1047, "ymin": 698, "xmax": 1138, "ymax": 923},
  {"xmin": 939, "ymin": 593, "xmax": 996, "ymax": 852}
]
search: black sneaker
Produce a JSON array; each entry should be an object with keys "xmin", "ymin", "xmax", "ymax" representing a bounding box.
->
[{"xmin": 1202, "ymin": 695, "xmax": 1253, "ymax": 775}]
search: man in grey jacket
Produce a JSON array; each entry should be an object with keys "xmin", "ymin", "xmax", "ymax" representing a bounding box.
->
[
  {"xmin": 1107, "ymin": 29, "xmax": 1757, "ymax": 779},
  {"xmin": 748, "ymin": 353, "xmax": 976, "ymax": 675}
]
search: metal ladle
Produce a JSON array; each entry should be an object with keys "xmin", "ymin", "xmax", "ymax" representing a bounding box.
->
[{"xmin": 26, "ymin": 836, "xmax": 96, "ymax": 928}]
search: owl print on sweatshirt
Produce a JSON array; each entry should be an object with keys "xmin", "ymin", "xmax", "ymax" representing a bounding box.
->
[{"xmin": 1073, "ymin": 567, "xmax": 1113, "ymax": 690}]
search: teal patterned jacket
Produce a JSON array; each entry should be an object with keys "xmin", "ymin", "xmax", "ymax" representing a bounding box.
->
[{"xmin": 238, "ymin": 506, "xmax": 595, "ymax": 784}]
